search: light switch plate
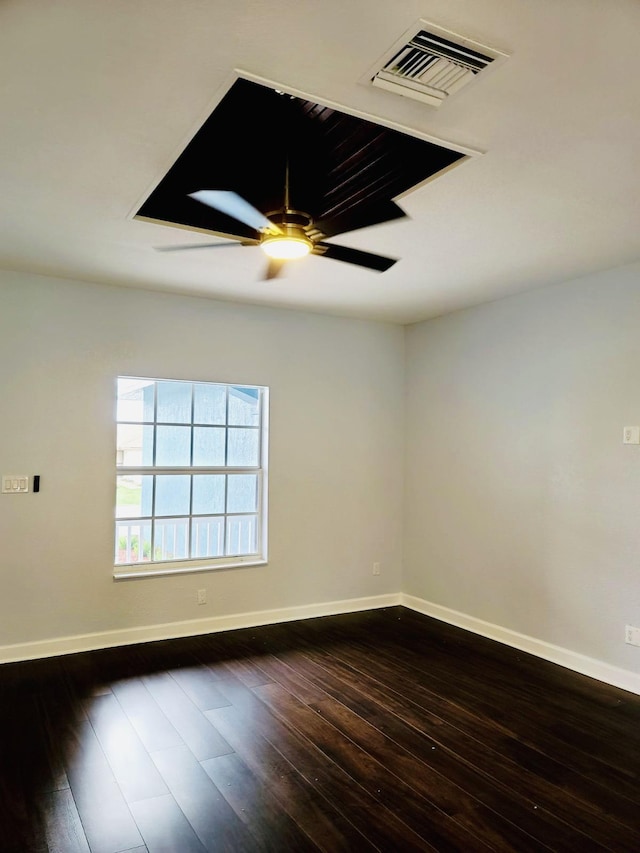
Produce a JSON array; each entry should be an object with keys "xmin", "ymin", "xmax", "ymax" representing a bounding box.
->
[{"xmin": 2, "ymin": 475, "xmax": 29, "ymax": 493}]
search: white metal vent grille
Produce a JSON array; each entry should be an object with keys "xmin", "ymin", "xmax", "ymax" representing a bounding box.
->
[{"xmin": 369, "ymin": 22, "xmax": 507, "ymax": 107}]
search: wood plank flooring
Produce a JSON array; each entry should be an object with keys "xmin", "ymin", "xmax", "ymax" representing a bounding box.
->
[{"xmin": 1, "ymin": 606, "xmax": 639, "ymax": 851}]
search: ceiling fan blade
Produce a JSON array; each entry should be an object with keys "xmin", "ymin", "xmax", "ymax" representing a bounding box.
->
[
  {"xmin": 189, "ymin": 190, "xmax": 280, "ymax": 234},
  {"xmin": 314, "ymin": 201, "xmax": 407, "ymax": 238},
  {"xmin": 155, "ymin": 240, "xmax": 258, "ymax": 253},
  {"xmin": 314, "ymin": 242, "xmax": 397, "ymax": 272},
  {"xmin": 263, "ymin": 258, "xmax": 286, "ymax": 280}
]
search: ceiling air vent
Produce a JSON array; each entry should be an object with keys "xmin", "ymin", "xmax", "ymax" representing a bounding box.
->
[{"xmin": 368, "ymin": 20, "xmax": 508, "ymax": 107}]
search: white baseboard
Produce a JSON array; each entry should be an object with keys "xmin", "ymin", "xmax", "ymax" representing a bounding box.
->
[
  {"xmin": 402, "ymin": 594, "xmax": 640, "ymax": 697},
  {"xmin": 3, "ymin": 591, "xmax": 639, "ymax": 698},
  {"xmin": 0, "ymin": 593, "xmax": 402, "ymax": 664}
]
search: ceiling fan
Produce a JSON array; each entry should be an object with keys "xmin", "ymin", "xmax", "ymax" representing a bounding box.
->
[
  {"xmin": 143, "ymin": 78, "xmax": 467, "ymax": 280},
  {"xmin": 156, "ymin": 165, "xmax": 402, "ymax": 280}
]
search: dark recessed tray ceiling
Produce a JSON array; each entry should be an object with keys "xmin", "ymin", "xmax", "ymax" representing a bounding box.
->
[{"xmin": 136, "ymin": 77, "xmax": 466, "ymax": 241}]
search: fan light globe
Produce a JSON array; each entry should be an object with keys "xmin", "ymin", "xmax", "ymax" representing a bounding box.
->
[{"xmin": 262, "ymin": 235, "xmax": 312, "ymax": 260}]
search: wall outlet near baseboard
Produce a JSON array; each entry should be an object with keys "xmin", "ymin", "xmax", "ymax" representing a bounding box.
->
[
  {"xmin": 373, "ymin": 562, "xmax": 381, "ymax": 576},
  {"xmin": 625, "ymin": 625, "xmax": 640, "ymax": 646},
  {"xmin": 197, "ymin": 589, "xmax": 207, "ymax": 605}
]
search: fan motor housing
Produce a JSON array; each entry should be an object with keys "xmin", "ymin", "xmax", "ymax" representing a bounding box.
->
[{"xmin": 266, "ymin": 209, "xmax": 312, "ymax": 229}]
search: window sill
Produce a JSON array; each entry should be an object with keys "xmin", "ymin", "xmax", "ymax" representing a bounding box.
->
[{"xmin": 113, "ymin": 558, "xmax": 267, "ymax": 581}]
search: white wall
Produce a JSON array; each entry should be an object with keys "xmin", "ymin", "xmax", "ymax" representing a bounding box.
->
[
  {"xmin": 0, "ymin": 270, "xmax": 404, "ymax": 649},
  {"xmin": 5, "ymin": 260, "xmax": 640, "ymax": 680},
  {"xmin": 405, "ymin": 261, "xmax": 640, "ymax": 672}
]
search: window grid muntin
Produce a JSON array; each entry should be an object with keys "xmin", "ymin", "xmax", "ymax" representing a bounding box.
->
[
  {"xmin": 116, "ymin": 423, "xmax": 261, "ymax": 467},
  {"xmin": 117, "ymin": 470, "xmax": 262, "ymax": 565},
  {"xmin": 116, "ymin": 377, "xmax": 265, "ymax": 568}
]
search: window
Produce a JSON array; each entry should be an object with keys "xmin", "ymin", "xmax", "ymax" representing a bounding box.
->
[{"xmin": 114, "ymin": 376, "xmax": 268, "ymax": 576}]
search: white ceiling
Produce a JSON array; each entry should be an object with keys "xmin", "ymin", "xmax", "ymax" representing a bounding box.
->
[{"xmin": 2, "ymin": 0, "xmax": 639, "ymax": 324}]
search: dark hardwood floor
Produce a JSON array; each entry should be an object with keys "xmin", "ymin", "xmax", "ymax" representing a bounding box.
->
[{"xmin": 1, "ymin": 606, "xmax": 639, "ymax": 852}]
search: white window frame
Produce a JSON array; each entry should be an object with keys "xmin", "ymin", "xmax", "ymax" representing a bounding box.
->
[{"xmin": 114, "ymin": 376, "xmax": 268, "ymax": 579}]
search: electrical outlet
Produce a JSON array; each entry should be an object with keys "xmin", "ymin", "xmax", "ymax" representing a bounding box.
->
[
  {"xmin": 197, "ymin": 589, "xmax": 207, "ymax": 605},
  {"xmin": 373, "ymin": 562, "xmax": 381, "ymax": 576},
  {"xmin": 623, "ymin": 426, "xmax": 640, "ymax": 444},
  {"xmin": 625, "ymin": 625, "xmax": 640, "ymax": 646}
]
